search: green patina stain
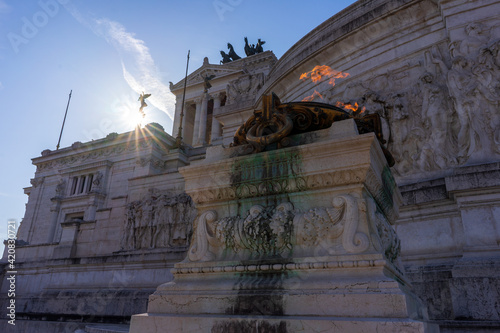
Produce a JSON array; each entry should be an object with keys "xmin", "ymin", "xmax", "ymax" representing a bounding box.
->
[
  {"xmin": 230, "ymin": 148, "xmax": 306, "ymax": 205},
  {"xmin": 379, "ymin": 165, "xmax": 396, "ymax": 214},
  {"xmin": 222, "ymin": 149, "xmax": 308, "ymax": 326},
  {"xmin": 216, "ymin": 205, "xmax": 294, "ymax": 259}
]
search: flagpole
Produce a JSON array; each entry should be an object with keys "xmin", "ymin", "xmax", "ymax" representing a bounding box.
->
[
  {"xmin": 175, "ymin": 50, "xmax": 190, "ymax": 148},
  {"xmin": 56, "ymin": 90, "xmax": 72, "ymax": 150}
]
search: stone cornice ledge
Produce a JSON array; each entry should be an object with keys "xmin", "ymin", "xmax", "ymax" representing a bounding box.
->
[
  {"xmin": 181, "ymin": 132, "xmax": 400, "ymax": 222},
  {"xmin": 400, "ymin": 161, "xmax": 500, "ymax": 206},
  {"xmin": 172, "ymin": 254, "xmax": 389, "ymax": 276}
]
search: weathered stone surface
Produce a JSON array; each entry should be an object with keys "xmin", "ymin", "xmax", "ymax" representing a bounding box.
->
[
  {"xmin": 397, "ymin": 162, "xmax": 500, "ymax": 330},
  {"xmin": 131, "ymin": 314, "xmax": 436, "ymax": 333}
]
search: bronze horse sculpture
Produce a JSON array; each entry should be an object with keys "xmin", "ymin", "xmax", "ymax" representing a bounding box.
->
[{"xmin": 227, "ymin": 43, "xmax": 241, "ymax": 61}]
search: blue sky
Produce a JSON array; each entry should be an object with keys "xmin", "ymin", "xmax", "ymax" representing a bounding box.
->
[{"xmin": 0, "ymin": 0, "xmax": 357, "ymax": 250}]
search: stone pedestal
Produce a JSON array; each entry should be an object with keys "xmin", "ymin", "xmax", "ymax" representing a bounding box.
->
[{"xmin": 130, "ymin": 120, "xmax": 438, "ymax": 332}]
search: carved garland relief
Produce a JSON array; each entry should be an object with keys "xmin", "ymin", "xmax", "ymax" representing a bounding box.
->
[{"xmin": 186, "ymin": 195, "xmax": 380, "ymax": 263}]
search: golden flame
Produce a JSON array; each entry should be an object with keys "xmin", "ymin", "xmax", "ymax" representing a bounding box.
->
[
  {"xmin": 300, "ymin": 65, "xmax": 367, "ymax": 114},
  {"xmin": 335, "ymin": 101, "xmax": 366, "ymax": 115},
  {"xmin": 300, "ymin": 65, "xmax": 350, "ymax": 86},
  {"xmin": 302, "ymin": 90, "xmax": 323, "ymax": 102},
  {"xmin": 300, "ymin": 65, "xmax": 351, "ymax": 102}
]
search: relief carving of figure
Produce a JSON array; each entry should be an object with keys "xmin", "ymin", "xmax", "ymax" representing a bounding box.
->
[
  {"xmin": 457, "ymin": 23, "xmax": 490, "ymax": 59},
  {"xmin": 92, "ymin": 171, "xmax": 103, "ymax": 192},
  {"xmin": 55, "ymin": 179, "xmax": 66, "ymax": 197},
  {"xmin": 435, "ymin": 22, "xmax": 500, "ymax": 162},
  {"xmin": 332, "ymin": 22, "xmax": 499, "ymax": 178},
  {"xmin": 386, "ymin": 92, "xmax": 419, "ymax": 175},
  {"xmin": 429, "ymin": 50, "xmax": 481, "ymax": 162},
  {"xmin": 473, "ymin": 46, "xmax": 500, "ymax": 151},
  {"xmin": 361, "ymin": 91, "xmax": 391, "ymax": 145},
  {"xmin": 138, "ymin": 199, "xmax": 154, "ymax": 248},
  {"xmin": 417, "ymin": 71, "xmax": 457, "ymax": 169},
  {"xmin": 121, "ymin": 192, "xmax": 195, "ymax": 251},
  {"xmin": 121, "ymin": 200, "xmax": 141, "ymax": 251}
]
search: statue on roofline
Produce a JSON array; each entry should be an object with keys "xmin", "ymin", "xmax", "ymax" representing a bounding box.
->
[
  {"xmin": 220, "ymin": 38, "xmax": 267, "ymax": 64},
  {"xmin": 220, "ymin": 50, "xmax": 231, "ymax": 64},
  {"xmin": 227, "ymin": 43, "xmax": 241, "ymax": 61},
  {"xmin": 244, "ymin": 37, "xmax": 256, "ymax": 56},
  {"xmin": 138, "ymin": 92, "xmax": 151, "ymax": 118},
  {"xmin": 256, "ymin": 38, "xmax": 266, "ymax": 53},
  {"xmin": 203, "ymin": 74, "xmax": 216, "ymax": 93}
]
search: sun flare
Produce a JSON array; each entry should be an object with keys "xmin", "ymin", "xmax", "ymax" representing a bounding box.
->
[
  {"xmin": 114, "ymin": 94, "xmax": 146, "ymax": 130},
  {"xmin": 127, "ymin": 110, "xmax": 145, "ymax": 128}
]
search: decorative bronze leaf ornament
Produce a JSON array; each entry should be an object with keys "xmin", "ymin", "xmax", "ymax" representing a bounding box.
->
[{"xmin": 231, "ymin": 93, "xmax": 395, "ymax": 166}]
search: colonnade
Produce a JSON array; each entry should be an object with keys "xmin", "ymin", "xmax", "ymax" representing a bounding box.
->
[{"xmin": 173, "ymin": 92, "xmax": 223, "ymax": 146}]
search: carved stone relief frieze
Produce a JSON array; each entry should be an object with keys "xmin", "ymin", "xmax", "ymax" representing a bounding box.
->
[
  {"xmin": 36, "ymin": 140, "xmax": 154, "ymax": 171},
  {"xmin": 325, "ymin": 21, "xmax": 500, "ymax": 179},
  {"xmin": 186, "ymin": 194, "xmax": 374, "ymax": 263},
  {"xmin": 225, "ymin": 73, "xmax": 265, "ymax": 105},
  {"xmin": 120, "ymin": 191, "xmax": 196, "ymax": 251},
  {"xmin": 135, "ymin": 157, "xmax": 168, "ymax": 170}
]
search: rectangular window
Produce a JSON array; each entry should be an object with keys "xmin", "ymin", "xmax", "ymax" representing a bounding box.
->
[
  {"xmin": 86, "ymin": 174, "xmax": 94, "ymax": 192},
  {"xmin": 69, "ymin": 172, "xmax": 99, "ymax": 196},
  {"xmin": 78, "ymin": 175, "xmax": 87, "ymax": 194},
  {"xmin": 70, "ymin": 176, "xmax": 78, "ymax": 195},
  {"xmin": 65, "ymin": 213, "xmax": 84, "ymax": 222}
]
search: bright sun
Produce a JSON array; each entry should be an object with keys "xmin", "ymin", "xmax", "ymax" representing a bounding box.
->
[
  {"xmin": 113, "ymin": 93, "xmax": 149, "ymax": 131},
  {"xmin": 119, "ymin": 101, "xmax": 145, "ymax": 129},
  {"xmin": 128, "ymin": 110, "xmax": 145, "ymax": 128}
]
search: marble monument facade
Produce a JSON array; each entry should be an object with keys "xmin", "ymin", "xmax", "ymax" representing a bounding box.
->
[{"xmin": 1, "ymin": 0, "xmax": 499, "ymax": 332}]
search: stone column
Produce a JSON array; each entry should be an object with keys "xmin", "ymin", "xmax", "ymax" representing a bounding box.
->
[
  {"xmin": 26, "ymin": 176, "xmax": 45, "ymax": 243},
  {"xmin": 180, "ymin": 101, "xmax": 189, "ymax": 143},
  {"xmin": 47, "ymin": 197, "xmax": 61, "ymax": 243},
  {"xmin": 211, "ymin": 93, "xmax": 222, "ymax": 142},
  {"xmin": 172, "ymin": 96, "xmax": 183, "ymax": 138},
  {"xmin": 197, "ymin": 93, "xmax": 209, "ymax": 146},
  {"xmin": 192, "ymin": 97, "xmax": 202, "ymax": 145}
]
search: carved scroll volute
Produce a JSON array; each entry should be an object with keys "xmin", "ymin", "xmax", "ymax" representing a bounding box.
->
[
  {"xmin": 335, "ymin": 195, "xmax": 370, "ymax": 254},
  {"xmin": 187, "ymin": 210, "xmax": 218, "ymax": 262}
]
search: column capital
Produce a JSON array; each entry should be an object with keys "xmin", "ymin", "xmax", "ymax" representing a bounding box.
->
[
  {"xmin": 213, "ymin": 91, "xmax": 225, "ymax": 101},
  {"xmin": 192, "ymin": 96, "xmax": 203, "ymax": 104}
]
